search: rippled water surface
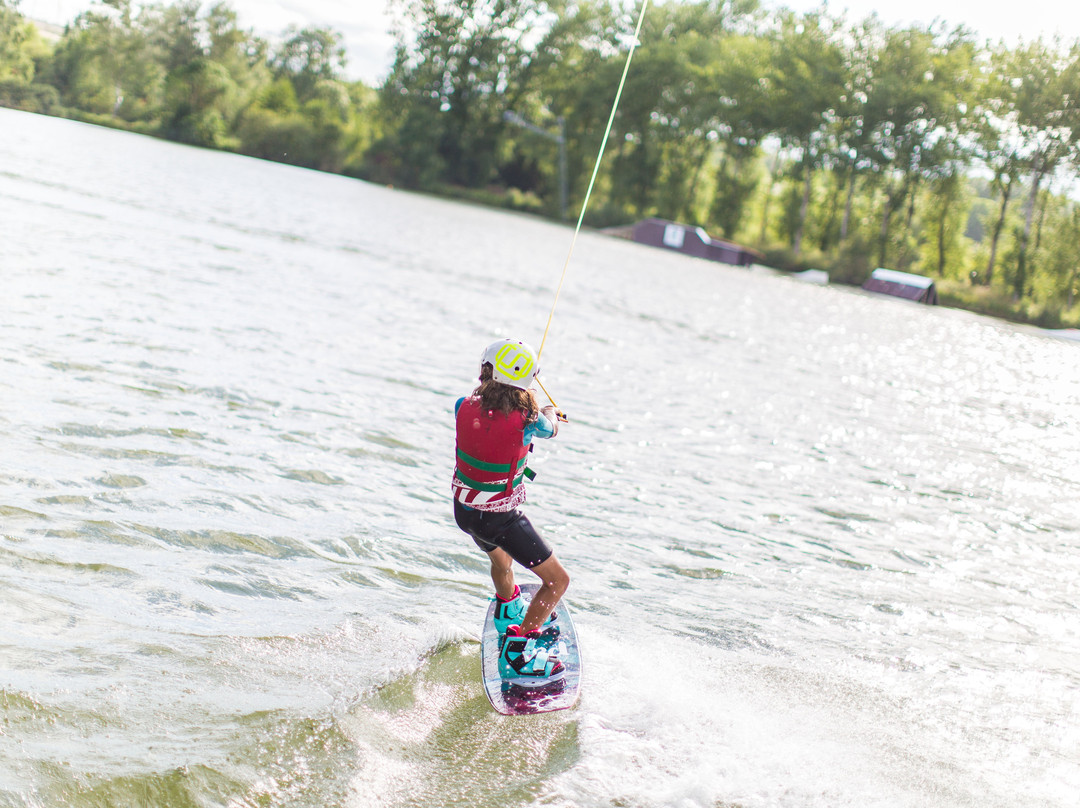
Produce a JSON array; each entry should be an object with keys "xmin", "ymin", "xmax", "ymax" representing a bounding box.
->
[{"xmin": 2, "ymin": 107, "xmax": 1079, "ymax": 808}]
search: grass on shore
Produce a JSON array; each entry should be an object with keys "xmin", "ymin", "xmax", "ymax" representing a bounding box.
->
[{"xmin": 934, "ymin": 279, "xmax": 1080, "ymax": 330}]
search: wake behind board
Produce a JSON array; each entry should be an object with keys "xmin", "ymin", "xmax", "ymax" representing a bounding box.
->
[{"xmin": 481, "ymin": 582, "xmax": 582, "ymax": 715}]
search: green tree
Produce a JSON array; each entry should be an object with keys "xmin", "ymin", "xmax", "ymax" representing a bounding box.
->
[
  {"xmin": 764, "ymin": 9, "xmax": 847, "ymax": 255},
  {"xmin": 997, "ymin": 40, "xmax": 1080, "ymax": 299},
  {"xmin": 380, "ymin": 0, "xmax": 569, "ymax": 189},
  {"xmin": 520, "ymin": 1, "xmax": 624, "ymax": 218},
  {"xmin": 921, "ymin": 168, "xmax": 969, "ymax": 277},
  {"xmin": 341, "ymin": 80, "xmax": 381, "ymax": 175},
  {"xmin": 0, "ymin": 0, "xmax": 33, "ymax": 81},
  {"xmin": 270, "ymin": 25, "xmax": 345, "ymax": 101},
  {"xmin": 603, "ymin": 16, "xmax": 691, "ymax": 220},
  {"xmin": 644, "ymin": 2, "xmax": 768, "ymax": 231},
  {"xmin": 975, "ymin": 143, "xmax": 1022, "ymax": 286},
  {"xmin": 851, "ymin": 24, "xmax": 972, "ymax": 268},
  {"xmin": 202, "ymin": 2, "xmax": 271, "ymax": 100},
  {"xmin": 0, "ymin": 0, "xmax": 60, "ymax": 112},
  {"xmin": 913, "ymin": 35, "xmax": 979, "ymax": 275},
  {"xmin": 233, "ymin": 73, "xmax": 351, "ymax": 171},
  {"xmin": 160, "ymin": 56, "xmax": 235, "ymax": 145},
  {"xmin": 704, "ymin": 29, "xmax": 774, "ymax": 238},
  {"xmin": 974, "ymin": 40, "xmax": 1033, "ymax": 287},
  {"xmin": 43, "ymin": 0, "xmax": 163, "ymax": 120},
  {"xmin": 146, "ymin": 0, "xmax": 203, "ymax": 72},
  {"xmin": 827, "ymin": 15, "xmax": 881, "ymax": 248},
  {"xmin": 1036, "ymin": 202, "xmax": 1080, "ymax": 310}
]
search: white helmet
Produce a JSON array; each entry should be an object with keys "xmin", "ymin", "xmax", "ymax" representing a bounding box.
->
[{"xmin": 480, "ymin": 339, "xmax": 539, "ymax": 389}]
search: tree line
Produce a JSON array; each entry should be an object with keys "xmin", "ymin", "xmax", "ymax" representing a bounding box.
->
[{"xmin": 3, "ymin": 0, "xmax": 1080, "ymax": 326}]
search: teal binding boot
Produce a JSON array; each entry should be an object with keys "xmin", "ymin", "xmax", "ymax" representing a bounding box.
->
[
  {"xmin": 493, "ymin": 587, "xmax": 558, "ymax": 636},
  {"xmin": 493, "ymin": 589, "xmax": 527, "ymax": 635},
  {"xmin": 498, "ymin": 626, "xmax": 566, "ymax": 684}
]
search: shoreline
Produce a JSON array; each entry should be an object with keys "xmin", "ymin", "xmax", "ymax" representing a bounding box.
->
[{"xmin": 4, "ymin": 102, "xmax": 1078, "ymax": 337}]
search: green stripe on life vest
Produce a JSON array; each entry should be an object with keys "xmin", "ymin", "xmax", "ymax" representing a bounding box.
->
[{"xmin": 456, "ymin": 448, "xmax": 528, "ymax": 474}]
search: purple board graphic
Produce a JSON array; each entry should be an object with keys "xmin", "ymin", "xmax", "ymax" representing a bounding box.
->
[{"xmin": 481, "ymin": 582, "xmax": 582, "ymax": 715}]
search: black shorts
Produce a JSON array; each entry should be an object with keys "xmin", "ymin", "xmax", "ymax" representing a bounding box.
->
[{"xmin": 453, "ymin": 500, "xmax": 553, "ymax": 569}]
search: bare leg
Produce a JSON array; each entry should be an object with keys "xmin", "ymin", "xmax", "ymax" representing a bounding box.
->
[
  {"xmin": 519, "ymin": 554, "xmax": 570, "ymax": 634},
  {"xmin": 487, "ymin": 547, "xmax": 517, "ymax": 601}
]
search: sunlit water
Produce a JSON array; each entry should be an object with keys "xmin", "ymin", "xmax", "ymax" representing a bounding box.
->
[{"xmin": 2, "ymin": 106, "xmax": 1078, "ymax": 808}]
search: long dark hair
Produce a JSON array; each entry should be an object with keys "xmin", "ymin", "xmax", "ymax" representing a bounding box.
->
[{"xmin": 473, "ymin": 363, "xmax": 538, "ymax": 421}]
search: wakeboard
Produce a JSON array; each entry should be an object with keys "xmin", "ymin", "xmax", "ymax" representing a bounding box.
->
[{"xmin": 480, "ymin": 582, "xmax": 582, "ymax": 715}]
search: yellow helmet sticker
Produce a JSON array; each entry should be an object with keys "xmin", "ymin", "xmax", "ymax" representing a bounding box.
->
[{"xmin": 494, "ymin": 343, "xmax": 535, "ymax": 383}]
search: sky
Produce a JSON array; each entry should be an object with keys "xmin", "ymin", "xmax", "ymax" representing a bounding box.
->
[{"xmin": 18, "ymin": 0, "xmax": 1080, "ymax": 86}]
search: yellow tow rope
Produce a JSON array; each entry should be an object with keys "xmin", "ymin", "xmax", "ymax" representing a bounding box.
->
[{"xmin": 536, "ymin": 0, "xmax": 650, "ymax": 422}]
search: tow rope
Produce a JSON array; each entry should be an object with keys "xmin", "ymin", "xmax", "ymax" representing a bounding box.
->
[{"xmin": 536, "ymin": 0, "xmax": 650, "ymax": 422}]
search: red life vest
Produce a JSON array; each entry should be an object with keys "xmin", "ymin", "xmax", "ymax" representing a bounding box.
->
[{"xmin": 453, "ymin": 397, "xmax": 532, "ymax": 509}]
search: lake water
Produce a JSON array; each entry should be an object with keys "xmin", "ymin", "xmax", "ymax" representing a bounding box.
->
[{"xmin": 2, "ymin": 106, "xmax": 1078, "ymax": 808}]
